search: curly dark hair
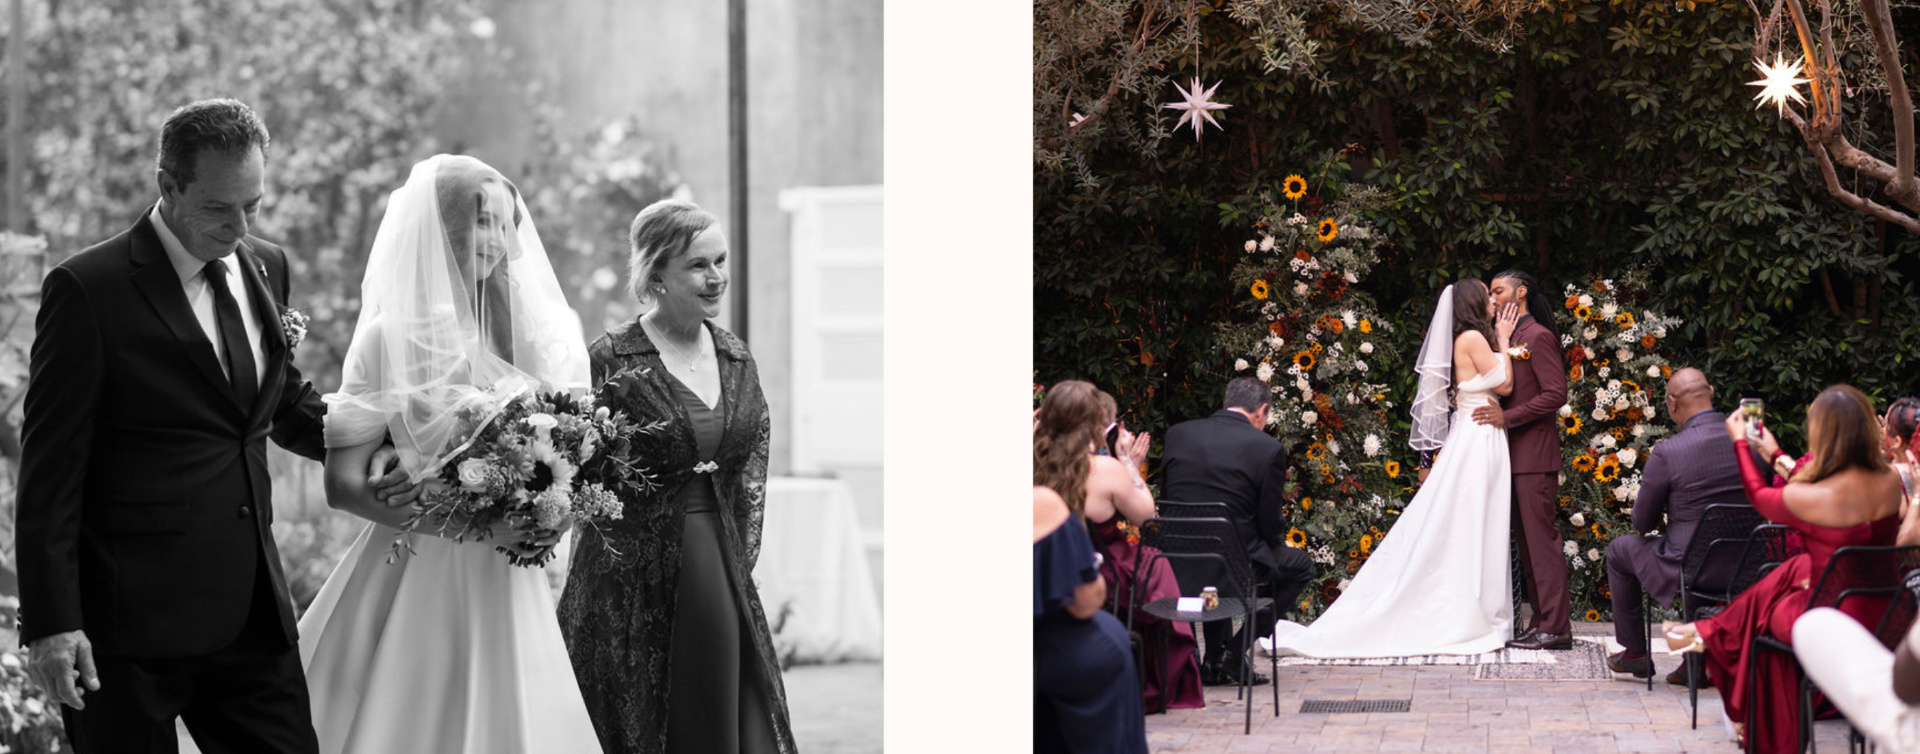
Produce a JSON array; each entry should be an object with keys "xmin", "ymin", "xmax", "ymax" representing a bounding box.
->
[{"xmin": 158, "ymin": 98, "xmax": 271, "ymax": 186}]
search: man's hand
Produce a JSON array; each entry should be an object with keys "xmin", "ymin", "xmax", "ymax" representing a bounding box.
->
[
  {"xmin": 367, "ymin": 445, "xmax": 425, "ymax": 507},
  {"xmin": 1472, "ymin": 403, "xmax": 1505, "ymax": 428},
  {"xmin": 27, "ymin": 630, "xmax": 99, "ymax": 710}
]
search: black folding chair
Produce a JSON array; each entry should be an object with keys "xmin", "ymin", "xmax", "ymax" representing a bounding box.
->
[
  {"xmin": 1745, "ymin": 544, "xmax": 1920, "ymax": 754},
  {"xmin": 1137, "ymin": 516, "xmax": 1276, "ymax": 734},
  {"xmin": 1685, "ymin": 523, "xmax": 1801, "ymax": 729},
  {"xmin": 1648, "ymin": 504, "xmax": 1765, "ymax": 695}
]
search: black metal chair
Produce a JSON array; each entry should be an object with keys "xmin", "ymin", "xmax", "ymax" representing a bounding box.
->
[
  {"xmin": 1744, "ymin": 544, "xmax": 1920, "ymax": 754},
  {"xmin": 1647, "ymin": 503, "xmax": 1766, "ymax": 694},
  {"xmin": 1137, "ymin": 516, "xmax": 1276, "ymax": 734},
  {"xmin": 1683, "ymin": 523, "xmax": 1802, "ymax": 729}
]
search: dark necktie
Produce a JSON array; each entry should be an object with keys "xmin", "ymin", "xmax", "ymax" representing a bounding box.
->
[{"xmin": 204, "ymin": 260, "xmax": 258, "ymax": 408}]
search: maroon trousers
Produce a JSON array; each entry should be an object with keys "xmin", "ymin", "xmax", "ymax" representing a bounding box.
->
[{"xmin": 1511, "ymin": 471, "xmax": 1570, "ymax": 635}]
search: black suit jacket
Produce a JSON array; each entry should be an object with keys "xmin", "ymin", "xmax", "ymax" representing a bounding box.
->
[
  {"xmin": 1159, "ymin": 409, "xmax": 1291, "ymax": 575},
  {"xmin": 17, "ymin": 214, "xmax": 328, "ymax": 657}
]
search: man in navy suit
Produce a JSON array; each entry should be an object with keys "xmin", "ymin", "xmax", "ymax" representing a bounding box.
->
[
  {"xmin": 17, "ymin": 99, "xmax": 415, "ymax": 753},
  {"xmin": 1160, "ymin": 377, "xmax": 1316, "ymax": 685}
]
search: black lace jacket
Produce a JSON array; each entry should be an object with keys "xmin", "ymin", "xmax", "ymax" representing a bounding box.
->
[{"xmin": 556, "ymin": 318, "xmax": 794, "ymax": 754}]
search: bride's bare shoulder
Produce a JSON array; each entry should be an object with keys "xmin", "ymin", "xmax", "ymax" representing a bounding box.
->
[{"xmin": 1452, "ymin": 329, "xmax": 1489, "ymax": 350}]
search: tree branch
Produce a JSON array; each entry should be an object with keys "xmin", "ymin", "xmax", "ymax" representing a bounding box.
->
[
  {"xmin": 1860, "ymin": 0, "xmax": 1917, "ymax": 203},
  {"xmin": 1788, "ymin": 111, "xmax": 1920, "ymax": 234}
]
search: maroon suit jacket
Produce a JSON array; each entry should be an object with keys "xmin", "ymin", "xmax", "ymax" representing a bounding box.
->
[{"xmin": 1501, "ymin": 315, "xmax": 1568, "ymax": 474}]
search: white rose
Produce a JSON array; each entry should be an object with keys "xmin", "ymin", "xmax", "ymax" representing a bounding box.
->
[
  {"xmin": 1296, "ymin": 378, "xmax": 1310, "ymax": 392},
  {"xmin": 524, "ymin": 413, "xmax": 559, "ymax": 438},
  {"xmin": 1614, "ymin": 485, "xmax": 1632, "ymax": 501},
  {"xmin": 1654, "ymin": 327, "xmax": 1667, "ymax": 337},
  {"xmin": 1302, "ymin": 411, "xmax": 1318, "ymax": 426},
  {"xmin": 1583, "ymin": 327, "xmax": 1599, "ymax": 341},
  {"xmin": 1344, "ymin": 270, "xmax": 1359, "ymax": 284},
  {"xmin": 1360, "ymin": 342, "xmax": 1374, "ymax": 354},
  {"xmin": 1268, "ymin": 335, "xmax": 1286, "ymax": 350},
  {"xmin": 457, "ymin": 458, "xmax": 492, "ymax": 491},
  {"xmin": 1616, "ymin": 349, "xmax": 1633, "ymax": 362},
  {"xmin": 1260, "ymin": 235, "xmax": 1275, "ymax": 252},
  {"xmin": 1570, "ymin": 513, "xmax": 1586, "ymax": 527},
  {"xmin": 1257, "ymin": 362, "xmax": 1275, "ymax": 382},
  {"xmin": 1579, "ymin": 294, "xmax": 1594, "ymax": 307},
  {"xmin": 1245, "ymin": 239, "xmax": 1258, "ymax": 252},
  {"xmin": 1235, "ymin": 358, "xmax": 1250, "ymax": 371},
  {"xmin": 1558, "ymin": 404, "xmax": 1573, "ymax": 417},
  {"xmin": 1602, "ymin": 434, "xmax": 1618, "ymax": 449},
  {"xmin": 1643, "ymin": 404, "xmax": 1657, "ymax": 420},
  {"xmin": 1632, "ymin": 425, "xmax": 1648, "ymax": 437},
  {"xmin": 1592, "ymin": 407, "xmax": 1608, "ymax": 421},
  {"xmin": 1564, "ymin": 540, "xmax": 1579, "ymax": 556},
  {"xmin": 1614, "ymin": 398, "xmax": 1630, "ymax": 411},
  {"xmin": 1617, "ymin": 448, "xmax": 1638, "ymax": 467},
  {"xmin": 1588, "ymin": 548, "xmax": 1602, "ymax": 562},
  {"xmin": 1294, "ymin": 282, "xmax": 1310, "ymax": 296},
  {"xmin": 1584, "ymin": 347, "xmax": 1597, "ymax": 360},
  {"xmin": 1346, "ymin": 392, "xmax": 1359, "ymax": 405}
]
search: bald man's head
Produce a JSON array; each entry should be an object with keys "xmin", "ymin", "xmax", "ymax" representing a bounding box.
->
[{"xmin": 1665, "ymin": 367, "xmax": 1714, "ymax": 423}]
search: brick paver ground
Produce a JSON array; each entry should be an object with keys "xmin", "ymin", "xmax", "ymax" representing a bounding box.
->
[
  {"xmin": 1144, "ymin": 623, "xmax": 1858, "ymax": 752},
  {"xmin": 786, "ymin": 660, "xmax": 883, "ymax": 753}
]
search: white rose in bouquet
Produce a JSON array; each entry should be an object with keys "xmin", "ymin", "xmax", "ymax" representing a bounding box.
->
[
  {"xmin": 1617, "ymin": 448, "xmax": 1638, "ymax": 467},
  {"xmin": 1236, "ymin": 358, "xmax": 1250, "ymax": 371},
  {"xmin": 1583, "ymin": 327, "xmax": 1599, "ymax": 341},
  {"xmin": 1647, "ymin": 365, "xmax": 1661, "ymax": 378},
  {"xmin": 1245, "ymin": 239, "xmax": 1258, "ymax": 252},
  {"xmin": 1294, "ymin": 282, "xmax": 1310, "ymax": 296},
  {"xmin": 1579, "ymin": 294, "xmax": 1594, "ymax": 307},
  {"xmin": 1303, "ymin": 411, "xmax": 1318, "ymax": 426},
  {"xmin": 1592, "ymin": 407, "xmax": 1609, "ymax": 421},
  {"xmin": 1570, "ymin": 513, "xmax": 1586, "ymax": 527},
  {"xmin": 1559, "ymin": 404, "xmax": 1573, "ymax": 417},
  {"xmin": 457, "ymin": 458, "xmax": 492, "ymax": 491}
]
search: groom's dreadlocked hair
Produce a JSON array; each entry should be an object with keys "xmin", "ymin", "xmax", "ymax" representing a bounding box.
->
[{"xmin": 1493, "ymin": 269, "xmax": 1560, "ymax": 343}]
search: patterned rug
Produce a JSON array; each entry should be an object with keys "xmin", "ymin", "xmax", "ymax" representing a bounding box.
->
[
  {"xmin": 1264, "ymin": 636, "xmax": 1616, "ymax": 681},
  {"xmin": 1272, "ymin": 647, "xmax": 1554, "ymax": 667}
]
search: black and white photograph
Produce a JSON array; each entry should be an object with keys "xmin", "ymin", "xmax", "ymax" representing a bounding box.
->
[{"xmin": 0, "ymin": 0, "xmax": 881, "ymax": 752}]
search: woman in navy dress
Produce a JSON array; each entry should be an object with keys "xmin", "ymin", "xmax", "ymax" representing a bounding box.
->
[{"xmin": 1034, "ymin": 484, "xmax": 1149, "ymax": 753}]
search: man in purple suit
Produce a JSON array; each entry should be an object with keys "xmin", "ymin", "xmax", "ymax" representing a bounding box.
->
[{"xmin": 1474, "ymin": 270, "xmax": 1573, "ymax": 650}]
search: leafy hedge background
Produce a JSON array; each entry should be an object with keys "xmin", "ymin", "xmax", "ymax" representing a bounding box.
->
[{"xmin": 1035, "ymin": 0, "xmax": 1920, "ymax": 620}]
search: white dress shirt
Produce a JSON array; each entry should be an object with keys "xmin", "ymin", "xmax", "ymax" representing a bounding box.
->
[{"xmin": 150, "ymin": 205, "xmax": 267, "ymax": 387}]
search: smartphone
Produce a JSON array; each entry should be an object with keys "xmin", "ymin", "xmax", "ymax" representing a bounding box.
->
[
  {"xmin": 1104, "ymin": 422, "xmax": 1122, "ymax": 457},
  {"xmin": 1739, "ymin": 398, "xmax": 1765, "ymax": 440}
]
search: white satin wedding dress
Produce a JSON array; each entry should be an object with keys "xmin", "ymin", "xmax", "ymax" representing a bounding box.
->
[{"xmin": 1267, "ymin": 362, "xmax": 1515, "ymax": 658}]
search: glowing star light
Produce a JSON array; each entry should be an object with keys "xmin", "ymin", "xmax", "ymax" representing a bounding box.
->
[
  {"xmin": 1163, "ymin": 76, "xmax": 1231, "ymax": 141},
  {"xmin": 1748, "ymin": 54, "xmax": 1811, "ymax": 117}
]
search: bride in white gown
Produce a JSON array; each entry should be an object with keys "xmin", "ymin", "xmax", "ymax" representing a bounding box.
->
[
  {"xmin": 1267, "ymin": 279, "xmax": 1522, "ymax": 659},
  {"xmin": 292, "ymin": 156, "xmax": 602, "ymax": 753}
]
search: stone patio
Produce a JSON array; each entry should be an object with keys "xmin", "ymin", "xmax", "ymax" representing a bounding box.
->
[{"xmin": 1144, "ymin": 623, "xmax": 1859, "ymax": 752}]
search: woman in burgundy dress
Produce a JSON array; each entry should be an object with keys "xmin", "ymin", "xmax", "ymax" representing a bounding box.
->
[
  {"xmin": 1664, "ymin": 385, "xmax": 1904, "ymax": 750},
  {"xmin": 1034, "ymin": 381, "xmax": 1205, "ymax": 711}
]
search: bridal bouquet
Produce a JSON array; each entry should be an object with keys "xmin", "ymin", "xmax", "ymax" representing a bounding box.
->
[{"xmin": 394, "ymin": 389, "xmax": 667, "ymax": 567}]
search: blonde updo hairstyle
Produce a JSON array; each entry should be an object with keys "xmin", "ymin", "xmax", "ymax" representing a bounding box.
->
[{"xmin": 626, "ymin": 198, "xmax": 718, "ymax": 305}]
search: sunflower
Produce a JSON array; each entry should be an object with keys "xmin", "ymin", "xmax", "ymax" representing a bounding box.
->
[
  {"xmin": 1598, "ymin": 583, "xmax": 1612, "ymax": 600},
  {"xmin": 1384, "ymin": 460, "xmax": 1401, "ymax": 478},
  {"xmin": 1293, "ymin": 350, "xmax": 1317, "ymax": 370},
  {"xmin": 1251, "ymin": 279, "xmax": 1270, "ymax": 300},
  {"xmin": 1565, "ymin": 295, "xmax": 1581, "ymax": 310},
  {"xmin": 1610, "ymin": 427, "xmax": 1629, "ymax": 443},
  {"xmin": 1585, "ymin": 609, "xmax": 1603, "ymax": 622},
  {"xmin": 1310, "ymin": 341, "xmax": 1324, "ymax": 355},
  {"xmin": 1595, "ymin": 459, "xmax": 1622, "ymax": 483},
  {"xmin": 1284, "ymin": 174, "xmax": 1308, "ymax": 200},
  {"xmin": 1640, "ymin": 334, "xmax": 1657, "ymax": 349},
  {"xmin": 1359, "ymin": 319, "xmax": 1372, "ymax": 333},
  {"xmin": 1348, "ymin": 549, "xmax": 1359, "ymax": 559},
  {"xmin": 1574, "ymin": 305, "xmax": 1593, "ymax": 321},
  {"xmin": 1572, "ymin": 453, "xmax": 1597, "ymax": 473},
  {"xmin": 1317, "ymin": 218, "xmax": 1339, "ymax": 242},
  {"xmin": 1560, "ymin": 414, "xmax": 1583, "ymax": 435},
  {"xmin": 1569, "ymin": 365, "xmax": 1584, "ymax": 382},
  {"xmin": 1306, "ymin": 442, "xmax": 1327, "ymax": 461},
  {"xmin": 1359, "ymin": 534, "xmax": 1374, "ymax": 554},
  {"xmin": 1287, "ymin": 528, "xmax": 1308, "ymax": 548},
  {"xmin": 1558, "ymin": 495, "xmax": 1573, "ymax": 509},
  {"xmin": 1616, "ymin": 312, "xmax": 1636, "ymax": 328}
]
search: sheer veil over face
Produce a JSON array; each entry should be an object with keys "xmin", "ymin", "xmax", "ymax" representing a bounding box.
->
[{"xmin": 324, "ymin": 155, "xmax": 590, "ymax": 480}]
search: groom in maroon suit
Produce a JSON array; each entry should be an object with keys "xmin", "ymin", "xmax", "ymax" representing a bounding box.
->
[{"xmin": 1475, "ymin": 270, "xmax": 1574, "ymax": 650}]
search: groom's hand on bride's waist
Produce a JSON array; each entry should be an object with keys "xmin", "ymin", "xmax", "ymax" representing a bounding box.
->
[
  {"xmin": 1472, "ymin": 403, "xmax": 1506, "ymax": 428},
  {"xmin": 367, "ymin": 445, "xmax": 426, "ymax": 507},
  {"xmin": 26, "ymin": 630, "xmax": 98, "ymax": 710}
]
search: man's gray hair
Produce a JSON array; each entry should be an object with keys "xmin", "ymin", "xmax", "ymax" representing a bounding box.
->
[{"xmin": 1224, "ymin": 377, "xmax": 1269, "ymax": 413}]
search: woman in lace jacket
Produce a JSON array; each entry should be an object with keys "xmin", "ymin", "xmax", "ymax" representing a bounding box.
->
[{"xmin": 557, "ymin": 199, "xmax": 793, "ymax": 754}]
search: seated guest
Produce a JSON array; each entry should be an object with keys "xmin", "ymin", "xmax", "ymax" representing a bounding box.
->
[
  {"xmin": 1794, "ymin": 607, "xmax": 1920, "ymax": 752},
  {"xmin": 1664, "ymin": 384, "xmax": 1905, "ymax": 750},
  {"xmin": 1033, "ymin": 485, "xmax": 1149, "ymax": 754},
  {"xmin": 1886, "ymin": 397, "xmax": 1918, "ymax": 506},
  {"xmin": 1159, "ymin": 376, "xmax": 1315, "ymax": 686},
  {"xmin": 1604, "ymin": 368, "xmax": 1749, "ymax": 683},
  {"xmin": 1034, "ymin": 381, "xmax": 1205, "ymax": 710}
]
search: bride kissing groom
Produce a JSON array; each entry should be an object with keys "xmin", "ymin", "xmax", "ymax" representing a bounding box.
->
[{"xmin": 1266, "ymin": 271, "xmax": 1571, "ymax": 659}]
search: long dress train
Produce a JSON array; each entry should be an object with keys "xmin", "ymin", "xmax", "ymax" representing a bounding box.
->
[{"xmin": 1267, "ymin": 364, "xmax": 1514, "ymax": 658}]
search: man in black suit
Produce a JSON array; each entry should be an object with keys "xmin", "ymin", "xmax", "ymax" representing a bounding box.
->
[
  {"xmin": 1159, "ymin": 377, "xmax": 1315, "ymax": 685},
  {"xmin": 17, "ymin": 99, "xmax": 415, "ymax": 753}
]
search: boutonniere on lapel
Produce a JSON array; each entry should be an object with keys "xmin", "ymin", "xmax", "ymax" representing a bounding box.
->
[
  {"xmin": 692, "ymin": 461, "xmax": 719, "ymax": 474},
  {"xmin": 280, "ymin": 306, "xmax": 310, "ymax": 349},
  {"xmin": 1506, "ymin": 344, "xmax": 1532, "ymax": 361}
]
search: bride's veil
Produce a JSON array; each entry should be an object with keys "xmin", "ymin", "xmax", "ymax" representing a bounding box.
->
[
  {"xmin": 1409, "ymin": 284, "xmax": 1455, "ymax": 452},
  {"xmin": 324, "ymin": 154, "xmax": 591, "ymax": 481}
]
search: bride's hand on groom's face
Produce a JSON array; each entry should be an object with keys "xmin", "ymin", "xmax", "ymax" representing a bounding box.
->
[
  {"xmin": 1494, "ymin": 303, "xmax": 1519, "ymax": 346},
  {"xmin": 366, "ymin": 445, "xmax": 427, "ymax": 507}
]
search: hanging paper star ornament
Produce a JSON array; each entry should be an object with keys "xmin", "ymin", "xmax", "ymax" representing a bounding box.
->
[
  {"xmin": 1163, "ymin": 76, "xmax": 1231, "ymax": 141},
  {"xmin": 1748, "ymin": 54, "xmax": 1811, "ymax": 117}
]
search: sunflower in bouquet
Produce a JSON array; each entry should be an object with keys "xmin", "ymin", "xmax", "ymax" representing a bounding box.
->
[{"xmin": 399, "ymin": 390, "xmax": 668, "ymax": 567}]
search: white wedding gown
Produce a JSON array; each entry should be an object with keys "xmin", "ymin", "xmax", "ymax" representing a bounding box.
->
[{"xmin": 1267, "ymin": 363, "xmax": 1515, "ymax": 658}]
